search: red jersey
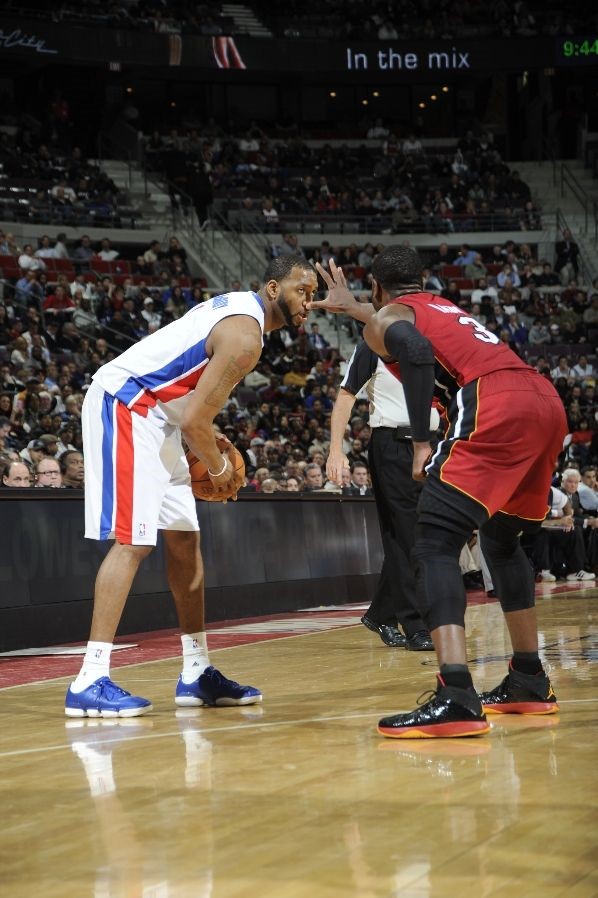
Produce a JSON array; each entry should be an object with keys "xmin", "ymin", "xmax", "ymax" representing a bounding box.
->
[{"xmin": 386, "ymin": 292, "xmax": 530, "ymax": 412}]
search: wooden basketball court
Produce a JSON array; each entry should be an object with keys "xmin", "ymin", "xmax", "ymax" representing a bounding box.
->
[{"xmin": 1, "ymin": 586, "xmax": 597, "ymax": 897}]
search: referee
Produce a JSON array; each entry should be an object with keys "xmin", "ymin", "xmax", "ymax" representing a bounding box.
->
[{"xmin": 328, "ymin": 340, "xmax": 438, "ymax": 650}]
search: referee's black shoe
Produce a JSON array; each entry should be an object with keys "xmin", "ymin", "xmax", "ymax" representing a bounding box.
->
[
  {"xmin": 361, "ymin": 615, "xmax": 407, "ymax": 647},
  {"xmin": 405, "ymin": 631, "xmax": 434, "ymax": 652}
]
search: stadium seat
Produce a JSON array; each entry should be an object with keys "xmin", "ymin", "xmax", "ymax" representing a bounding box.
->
[
  {"xmin": 54, "ymin": 258, "xmax": 76, "ymax": 273},
  {"xmin": 91, "ymin": 260, "xmax": 114, "ymax": 275},
  {"xmin": 0, "ymin": 254, "xmax": 19, "ymax": 277},
  {"xmin": 440, "ymin": 265, "xmax": 463, "ymax": 279}
]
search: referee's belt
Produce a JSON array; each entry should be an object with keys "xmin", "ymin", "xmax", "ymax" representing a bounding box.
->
[{"xmin": 374, "ymin": 425, "xmax": 436, "ymax": 442}]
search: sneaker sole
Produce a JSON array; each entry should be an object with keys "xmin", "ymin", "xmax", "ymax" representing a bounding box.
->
[
  {"xmin": 175, "ymin": 694, "xmax": 263, "ymax": 708},
  {"xmin": 377, "ymin": 720, "xmax": 490, "ymax": 738},
  {"xmin": 64, "ymin": 703, "xmax": 153, "ymax": 718},
  {"xmin": 483, "ymin": 702, "xmax": 559, "ymax": 715},
  {"xmin": 175, "ymin": 696, "xmax": 206, "ymax": 707}
]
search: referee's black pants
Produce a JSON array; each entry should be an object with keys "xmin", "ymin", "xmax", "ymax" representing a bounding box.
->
[{"xmin": 367, "ymin": 427, "xmax": 428, "ymax": 637}]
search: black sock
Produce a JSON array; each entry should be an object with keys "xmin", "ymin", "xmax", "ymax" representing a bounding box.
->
[
  {"xmin": 439, "ymin": 664, "xmax": 474, "ymax": 690},
  {"xmin": 511, "ymin": 652, "xmax": 543, "ymax": 676}
]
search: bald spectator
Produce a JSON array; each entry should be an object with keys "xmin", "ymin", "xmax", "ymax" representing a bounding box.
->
[{"xmin": 2, "ymin": 460, "xmax": 32, "ymax": 487}]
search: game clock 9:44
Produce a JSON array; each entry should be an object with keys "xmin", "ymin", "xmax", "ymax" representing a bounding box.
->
[{"xmin": 557, "ymin": 37, "xmax": 598, "ymax": 64}]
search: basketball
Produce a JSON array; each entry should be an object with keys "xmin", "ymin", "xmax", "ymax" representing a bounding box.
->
[{"xmin": 186, "ymin": 447, "xmax": 245, "ymax": 501}]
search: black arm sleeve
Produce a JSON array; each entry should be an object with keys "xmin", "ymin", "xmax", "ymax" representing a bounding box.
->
[
  {"xmin": 340, "ymin": 340, "xmax": 378, "ymax": 396},
  {"xmin": 383, "ymin": 320, "xmax": 435, "ymax": 441}
]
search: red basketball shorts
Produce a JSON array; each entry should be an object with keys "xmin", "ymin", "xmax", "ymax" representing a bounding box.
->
[{"xmin": 427, "ymin": 369, "xmax": 568, "ymax": 521}]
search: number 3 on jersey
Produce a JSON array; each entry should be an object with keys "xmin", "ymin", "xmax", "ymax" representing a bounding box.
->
[{"xmin": 458, "ymin": 315, "xmax": 500, "ymax": 344}]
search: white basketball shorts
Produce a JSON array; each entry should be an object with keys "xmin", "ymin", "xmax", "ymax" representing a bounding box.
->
[{"xmin": 83, "ymin": 380, "xmax": 199, "ymax": 546}]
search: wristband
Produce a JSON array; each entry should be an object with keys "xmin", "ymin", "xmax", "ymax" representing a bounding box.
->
[{"xmin": 208, "ymin": 456, "xmax": 227, "ymax": 477}]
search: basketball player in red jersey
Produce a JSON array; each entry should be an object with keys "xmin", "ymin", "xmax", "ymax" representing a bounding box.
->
[{"xmin": 310, "ymin": 246, "xmax": 567, "ymax": 738}]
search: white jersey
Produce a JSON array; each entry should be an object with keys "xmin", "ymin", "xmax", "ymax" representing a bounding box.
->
[
  {"xmin": 93, "ymin": 292, "xmax": 265, "ymax": 425},
  {"xmin": 341, "ymin": 343, "xmax": 440, "ymax": 431}
]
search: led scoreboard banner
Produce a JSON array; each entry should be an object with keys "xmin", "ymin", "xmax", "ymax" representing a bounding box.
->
[
  {"xmin": 556, "ymin": 37, "xmax": 598, "ymax": 64},
  {"xmin": 0, "ymin": 19, "xmax": 596, "ymax": 73}
]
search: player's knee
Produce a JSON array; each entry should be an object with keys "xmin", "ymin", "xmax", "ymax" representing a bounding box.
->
[
  {"xmin": 412, "ymin": 526, "xmax": 468, "ymax": 629},
  {"xmin": 117, "ymin": 542, "xmax": 154, "ymax": 560},
  {"xmin": 498, "ymin": 588, "xmax": 535, "ymax": 613},
  {"xmin": 479, "ymin": 516, "xmax": 536, "ymax": 613},
  {"xmin": 412, "ymin": 524, "xmax": 465, "ymax": 564},
  {"xmin": 479, "ymin": 519, "xmax": 519, "ymax": 565}
]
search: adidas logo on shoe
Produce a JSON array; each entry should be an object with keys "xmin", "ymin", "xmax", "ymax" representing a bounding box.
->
[{"xmin": 565, "ymin": 570, "xmax": 596, "ymax": 581}]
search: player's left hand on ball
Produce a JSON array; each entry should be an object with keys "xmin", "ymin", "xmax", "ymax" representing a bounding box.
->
[{"xmin": 208, "ymin": 454, "xmax": 235, "ymax": 495}]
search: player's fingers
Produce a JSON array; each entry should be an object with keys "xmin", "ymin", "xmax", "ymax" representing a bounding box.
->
[
  {"xmin": 329, "ymin": 259, "xmax": 346, "ymax": 287},
  {"xmin": 305, "ymin": 299, "xmax": 331, "ymax": 311},
  {"xmin": 315, "ymin": 261, "xmax": 334, "ymax": 289}
]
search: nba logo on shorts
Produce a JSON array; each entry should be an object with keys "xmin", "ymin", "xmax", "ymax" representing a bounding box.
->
[{"xmin": 138, "ymin": 522, "xmax": 146, "ymax": 538}]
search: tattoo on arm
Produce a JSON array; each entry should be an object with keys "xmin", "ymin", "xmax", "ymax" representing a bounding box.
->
[{"xmin": 204, "ymin": 347, "xmax": 260, "ymax": 408}]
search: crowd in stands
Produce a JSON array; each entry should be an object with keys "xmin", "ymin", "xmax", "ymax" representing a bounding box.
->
[
  {"xmin": 0, "ymin": 133, "xmax": 139, "ymax": 228},
  {"xmin": 9, "ymin": 0, "xmax": 594, "ymax": 40},
  {"xmin": 256, "ymin": 0, "xmax": 594, "ymax": 39},
  {"xmin": 0, "ymin": 109, "xmax": 542, "ymax": 237},
  {"xmin": 0, "ymin": 224, "xmax": 596, "ymax": 574},
  {"xmin": 6, "ymin": 1, "xmax": 234, "ymax": 36},
  {"xmin": 145, "ymin": 125, "xmax": 543, "ymax": 235}
]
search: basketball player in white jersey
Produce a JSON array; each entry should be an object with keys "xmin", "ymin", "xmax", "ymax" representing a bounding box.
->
[{"xmin": 65, "ymin": 255, "xmax": 318, "ymax": 717}]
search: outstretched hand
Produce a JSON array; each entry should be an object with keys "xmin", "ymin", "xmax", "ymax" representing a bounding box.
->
[{"xmin": 306, "ymin": 261, "xmax": 373, "ymax": 322}]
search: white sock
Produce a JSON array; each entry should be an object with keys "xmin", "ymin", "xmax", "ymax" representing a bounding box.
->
[
  {"xmin": 71, "ymin": 641, "xmax": 113, "ymax": 693},
  {"xmin": 181, "ymin": 632, "xmax": 210, "ymax": 684}
]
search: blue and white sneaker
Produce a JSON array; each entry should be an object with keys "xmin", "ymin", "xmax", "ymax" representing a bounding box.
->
[
  {"xmin": 175, "ymin": 666, "xmax": 262, "ymax": 707},
  {"xmin": 65, "ymin": 676, "xmax": 152, "ymax": 718}
]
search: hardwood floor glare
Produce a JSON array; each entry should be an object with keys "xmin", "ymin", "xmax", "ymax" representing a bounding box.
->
[{"xmin": 0, "ymin": 590, "xmax": 596, "ymax": 897}]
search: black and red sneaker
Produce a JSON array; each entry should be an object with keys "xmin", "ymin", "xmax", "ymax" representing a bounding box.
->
[
  {"xmin": 377, "ymin": 675, "xmax": 490, "ymax": 739},
  {"xmin": 479, "ymin": 665, "xmax": 559, "ymax": 715}
]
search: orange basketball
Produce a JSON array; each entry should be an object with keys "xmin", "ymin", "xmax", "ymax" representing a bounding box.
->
[{"xmin": 186, "ymin": 447, "xmax": 245, "ymax": 501}]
